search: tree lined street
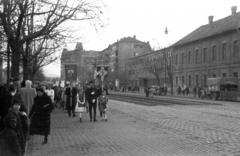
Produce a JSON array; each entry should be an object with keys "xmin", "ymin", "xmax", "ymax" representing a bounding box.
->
[{"xmin": 26, "ymin": 98, "xmax": 240, "ymax": 156}]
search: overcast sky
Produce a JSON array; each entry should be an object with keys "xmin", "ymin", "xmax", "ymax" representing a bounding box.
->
[{"xmin": 44, "ymin": 0, "xmax": 240, "ymax": 77}]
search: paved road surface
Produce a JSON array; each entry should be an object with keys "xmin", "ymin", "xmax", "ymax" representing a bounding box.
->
[{"xmin": 25, "ymin": 99, "xmax": 240, "ymax": 156}]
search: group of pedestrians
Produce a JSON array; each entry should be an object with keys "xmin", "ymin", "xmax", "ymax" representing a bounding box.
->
[
  {"xmin": 0, "ymin": 78, "xmax": 109, "ymax": 156},
  {"xmin": 64, "ymin": 80, "xmax": 109, "ymax": 122},
  {"xmin": 0, "ymin": 79, "xmax": 54, "ymax": 156}
]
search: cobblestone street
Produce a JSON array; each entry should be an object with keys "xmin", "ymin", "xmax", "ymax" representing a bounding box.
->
[{"xmin": 26, "ymin": 99, "xmax": 240, "ymax": 156}]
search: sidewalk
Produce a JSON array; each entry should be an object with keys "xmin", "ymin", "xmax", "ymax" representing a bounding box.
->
[{"xmin": 109, "ymin": 91, "xmax": 239, "ymax": 105}]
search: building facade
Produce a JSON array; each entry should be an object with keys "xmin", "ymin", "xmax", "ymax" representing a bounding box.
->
[
  {"xmin": 126, "ymin": 47, "xmax": 172, "ymax": 91},
  {"xmin": 172, "ymin": 6, "xmax": 240, "ymax": 93},
  {"xmin": 60, "ymin": 42, "xmax": 98, "ymax": 84},
  {"xmin": 97, "ymin": 36, "xmax": 152, "ymax": 89}
]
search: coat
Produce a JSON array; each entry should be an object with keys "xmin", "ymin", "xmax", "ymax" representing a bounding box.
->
[
  {"xmin": 65, "ymin": 87, "xmax": 78, "ymax": 110},
  {"xmin": 0, "ymin": 109, "xmax": 25, "ymax": 156},
  {"xmin": 19, "ymin": 81, "xmax": 36, "ymax": 115},
  {"xmin": 85, "ymin": 87, "xmax": 99, "ymax": 105},
  {"xmin": 29, "ymin": 93, "xmax": 53, "ymax": 136}
]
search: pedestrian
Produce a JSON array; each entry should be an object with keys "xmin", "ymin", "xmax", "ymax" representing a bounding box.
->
[
  {"xmin": 53, "ymin": 85, "xmax": 61, "ymax": 108},
  {"xmin": 45, "ymin": 85, "xmax": 55, "ymax": 104},
  {"xmin": 98, "ymin": 90, "xmax": 108, "ymax": 121},
  {"xmin": 29, "ymin": 87, "xmax": 54, "ymax": 144},
  {"xmin": 85, "ymin": 81, "xmax": 99, "ymax": 122},
  {"xmin": 1, "ymin": 85, "xmax": 26, "ymax": 131},
  {"xmin": 71, "ymin": 83, "xmax": 78, "ymax": 117},
  {"xmin": 19, "ymin": 80, "xmax": 37, "ymax": 115},
  {"xmin": 186, "ymin": 86, "xmax": 190, "ymax": 96},
  {"xmin": 75, "ymin": 86, "xmax": 86, "ymax": 122},
  {"xmin": 0, "ymin": 97, "xmax": 27, "ymax": 156},
  {"xmin": 144, "ymin": 87, "xmax": 149, "ymax": 97},
  {"xmin": 0, "ymin": 84, "xmax": 10, "ymax": 130},
  {"xmin": 65, "ymin": 83, "xmax": 78, "ymax": 117}
]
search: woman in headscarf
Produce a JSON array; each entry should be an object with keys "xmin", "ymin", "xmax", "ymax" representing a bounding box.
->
[
  {"xmin": 0, "ymin": 97, "xmax": 26, "ymax": 156},
  {"xmin": 29, "ymin": 87, "xmax": 54, "ymax": 144}
]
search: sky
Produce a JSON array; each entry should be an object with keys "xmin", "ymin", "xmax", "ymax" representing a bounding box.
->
[{"xmin": 44, "ymin": 0, "xmax": 240, "ymax": 77}]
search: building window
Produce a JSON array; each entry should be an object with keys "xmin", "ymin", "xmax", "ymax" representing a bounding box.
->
[
  {"xmin": 233, "ymin": 40, "xmax": 239, "ymax": 57},
  {"xmin": 233, "ymin": 72, "xmax": 238, "ymax": 78},
  {"xmin": 213, "ymin": 74, "xmax": 216, "ymax": 78},
  {"xmin": 203, "ymin": 75, "xmax": 207, "ymax": 87},
  {"xmin": 222, "ymin": 43, "xmax": 226, "ymax": 60},
  {"xmin": 203, "ymin": 48, "xmax": 207, "ymax": 63},
  {"xmin": 175, "ymin": 54, "xmax": 178, "ymax": 65},
  {"xmin": 181, "ymin": 53, "xmax": 184, "ymax": 64},
  {"xmin": 195, "ymin": 49, "xmax": 199, "ymax": 64},
  {"xmin": 188, "ymin": 75, "xmax": 191, "ymax": 87},
  {"xmin": 182, "ymin": 76, "xmax": 185, "ymax": 85},
  {"xmin": 188, "ymin": 51, "xmax": 191, "ymax": 64},
  {"xmin": 212, "ymin": 45, "xmax": 217, "ymax": 61},
  {"xmin": 196, "ymin": 75, "xmax": 199, "ymax": 86},
  {"xmin": 176, "ymin": 76, "xmax": 178, "ymax": 85},
  {"xmin": 222, "ymin": 73, "xmax": 226, "ymax": 77}
]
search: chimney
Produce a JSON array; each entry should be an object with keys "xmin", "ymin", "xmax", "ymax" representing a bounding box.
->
[
  {"xmin": 231, "ymin": 6, "xmax": 237, "ymax": 15},
  {"xmin": 208, "ymin": 16, "xmax": 214, "ymax": 24}
]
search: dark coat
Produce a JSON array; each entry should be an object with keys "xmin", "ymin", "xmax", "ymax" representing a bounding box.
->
[
  {"xmin": 85, "ymin": 87, "xmax": 99, "ymax": 105},
  {"xmin": 0, "ymin": 109, "xmax": 25, "ymax": 156},
  {"xmin": 29, "ymin": 93, "xmax": 53, "ymax": 136},
  {"xmin": 65, "ymin": 87, "xmax": 78, "ymax": 110},
  {"xmin": 0, "ymin": 90, "xmax": 26, "ymax": 130}
]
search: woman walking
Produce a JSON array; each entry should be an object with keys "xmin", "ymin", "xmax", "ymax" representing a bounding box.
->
[
  {"xmin": 29, "ymin": 87, "xmax": 54, "ymax": 144},
  {"xmin": 0, "ymin": 97, "xmax": 26, "ymax": 156}
]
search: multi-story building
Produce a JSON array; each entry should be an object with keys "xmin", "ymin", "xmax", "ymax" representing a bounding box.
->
[
  {"xmin": 172, "ymin": 6, "xmax": 240, "ymax": 93},
  {"xmin": 126, "ymin": 47, "xmax": 172, "ymax": 91},
  {"xmin": 60, "ymin": 42, "xmax": 98, "ymax": 84},
  {"xmin": 97, "ymin": 36, "xmax": 151, "ymax": 89}
]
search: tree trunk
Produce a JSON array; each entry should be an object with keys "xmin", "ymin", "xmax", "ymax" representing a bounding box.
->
[
  {"xmin": 11, "ymin": 50, "xmax": 20, "ymax": 79},
  {"xmin": 22, "ymin": 58, "xmax": 30, "ymax": 81}
]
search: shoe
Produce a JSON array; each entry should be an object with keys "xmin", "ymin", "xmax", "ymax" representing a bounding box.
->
[
  {"xmin": 80, "ymin": 118, "xmax": 82, "ymax": 122},
  {"xmin": 94, "ymin": 119, "xmax": 97, "ymax": 122},
  {"xmin": 73, "ymin": 114, "xmax": 76, "ymax": 117},
  {"xmin": 105, "ymin": 119, "xmax": 108, "ymax": 122}
]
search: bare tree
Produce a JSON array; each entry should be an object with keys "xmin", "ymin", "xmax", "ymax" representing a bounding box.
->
[
  {"xmin": 0, "ymin": 0, "xmax": 103, "ymax": 79},
  {"xmin": 163, "ymin": 49, "xmax": 173, "ymax": 95}
]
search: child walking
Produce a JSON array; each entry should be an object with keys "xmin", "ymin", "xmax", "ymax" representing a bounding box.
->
[
  {"xmin": 75, "ymin": 86, "xmax": 86, "ymax": 122},
  {"xmin": 98, "ymin": 90, "xmax": 108, "ymax": 121}
]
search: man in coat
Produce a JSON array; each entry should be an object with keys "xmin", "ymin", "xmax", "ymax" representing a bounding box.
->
[
  {"xmin": 19, "ymin": 80, "xmax": 36, "ymax": 115},
  {"xmin": 85, "ymin": 81, "xmax": 100, "ymax": 122}
]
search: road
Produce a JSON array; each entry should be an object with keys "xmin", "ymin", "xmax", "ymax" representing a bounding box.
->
[{"xmin": 25, "ymin": 99, "xmax": 240, "ymax": 156}]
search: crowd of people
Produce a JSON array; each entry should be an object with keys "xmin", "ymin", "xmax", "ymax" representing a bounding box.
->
[{"xmin": 0, "ymin": 78, "xmax": 109, "ymax": 156}]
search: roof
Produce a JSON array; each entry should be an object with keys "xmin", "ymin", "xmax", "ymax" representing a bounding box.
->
[{"xmin": 174, "ymin": 12, "xmax": 240, "ymax": 47}]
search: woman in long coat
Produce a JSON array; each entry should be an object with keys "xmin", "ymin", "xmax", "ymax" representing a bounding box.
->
[{"xmin": 29, "ymin": 87, "xmax": 54, "ymax": 144}]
